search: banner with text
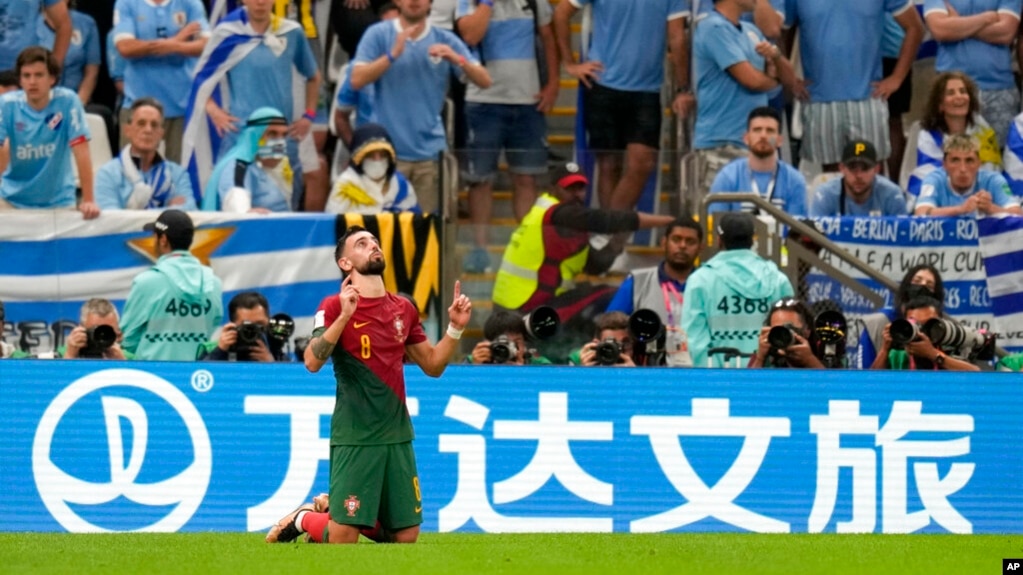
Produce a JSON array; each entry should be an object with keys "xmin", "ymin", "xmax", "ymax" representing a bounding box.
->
[
  {"xmin": 806, "ymin": 216, "xmax": 1023, "ymax": 351},
  {"xmin": 0, "ymin": 212, "xmax": 440, "ymax": 354},
  {"xmin": 1, "ymin": 362, "xmax": 1019, "ymax": 534}
]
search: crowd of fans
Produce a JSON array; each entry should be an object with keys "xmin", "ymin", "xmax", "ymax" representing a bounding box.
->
[{"xmin": 3, "ymin": 0, "xmax": 1023, "ymax": 370}]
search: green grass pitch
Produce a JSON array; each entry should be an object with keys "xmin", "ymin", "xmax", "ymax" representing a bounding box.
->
[{"xmin": 0, "ymin": 532, "xmax": 1017, "ymax": 574}]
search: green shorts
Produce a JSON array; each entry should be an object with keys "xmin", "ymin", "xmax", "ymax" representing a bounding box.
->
[{"xmin": 329, "ymin": 442, "xmax": 423, "ymax": 530}]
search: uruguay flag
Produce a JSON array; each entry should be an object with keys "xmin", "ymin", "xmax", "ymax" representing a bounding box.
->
[
  {"xmin": 181, "ymin": 8, "xmax": 302, "ymax": 203},
  {"xmin": 977, "ymin": 215, "xmax": 1023, "ymax": 352}
]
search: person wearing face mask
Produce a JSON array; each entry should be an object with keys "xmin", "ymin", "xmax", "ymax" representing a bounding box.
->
[
  {"xmin": 856, "ymin": 264, "xmax": 946, "ymax": 369},
  {"xmin": 324, "ymin": 123, "xmax": 420, "ymax": 214},
  {"xmin": 204, "ymin": 107, "xmax": 296, "ymax": 213}
]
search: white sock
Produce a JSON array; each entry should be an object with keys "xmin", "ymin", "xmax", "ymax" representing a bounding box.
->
[{"xmin": 294, "ymin": 510, "xmax": 308, "ymax": 533}]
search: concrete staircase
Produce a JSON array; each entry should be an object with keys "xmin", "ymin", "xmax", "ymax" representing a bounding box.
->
[{"xmin": 453, "ymin": 2, "xmax": 682, "ymax": 351}]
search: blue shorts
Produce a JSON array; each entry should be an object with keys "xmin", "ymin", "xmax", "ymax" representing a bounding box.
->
[{"xmin": 463, "ymin": 102, "xmax": 548, "ymax": 183}]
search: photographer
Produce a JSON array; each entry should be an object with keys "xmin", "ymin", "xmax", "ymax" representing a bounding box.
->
[
  {"xmin": 198, "ymin": 292, "xmax": 288, "ymax": 362},
  {"xmin": 469, "ymin": 311, "xmax": 552, "ymax": 365},
  {"xmin": 748, "ymin": 298, "xmax": 824, "ymax": 368},
  {"xmin": 570, "ymin": 312, "xmax": 636, "ymax": 367},
  {"xmin": 61, "ymin": 299, "xmax": 131, "ymax": 360},
  {"xmin": 870, "ymin": 296, "xmax": 979, "ymax": 372}
]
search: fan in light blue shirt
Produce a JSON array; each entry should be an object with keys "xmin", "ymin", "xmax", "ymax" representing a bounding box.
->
[
  {"xmin": 810, "ymin": 174, "xmax": 908, "ymax": 217},
  {"xmin": 915, "ymin": 135, "xmax": 1021, "ymax": 216},
  {"xmin": 0, "ymin": 84, "xmax": 91, "ymax": 211},
  {"xmin": 923, "ymin": 0, "xmax": 1020, "ymax": 92},
  {"xmin": 94, "ymin": 98, "xmax": 196, "ymax": 210},
  {"xmin": 0, "ymin": 0, "xmax": 69, "ymax": 70},
  {"xmin": 785, "ymin": 0, "xmax": 919, "ymax": 103},
  {"xmin": 708, "ymin": 106, "xmax": 805, "ymax": 216},
  {"xmin": 567, "ymin": 0, "xmax": 689, "ymax": 93},
  {"xmin": 112, "ymin": 0, "xmax": 210, "ymax": 118},
  {"xmin": 35, "ymin": 9, "xmax": 101, "ymax": 97},
  {"xmin": 693, "ymin": 9, "xmax": 771, "ymax": 150},
  {"xmin": 207, "ymin": 107, "xmax": 294, "ymax": 213},
  {"xmin": 352, "ymin": 18, "xmax": 480, "ymax": 161}
]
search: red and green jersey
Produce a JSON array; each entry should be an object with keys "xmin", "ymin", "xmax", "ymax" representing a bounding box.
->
[{"xmin": 313, "ymin": 292, "xmax": 427, "ymax": 446}]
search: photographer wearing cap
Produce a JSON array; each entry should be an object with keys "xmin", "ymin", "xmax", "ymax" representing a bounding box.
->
[
  {"xmin": 468, "ymin": 310, "xmax": 552, "ymax": 366},
  {"xmin": 61, "ymin": 298, "xmax": 132, "ymax": 360},
  {"xmin": 748, "ymin": 298, "xmax": 823, "ymax": 369},
  {"xmin": 871, "ymin": 296, "xmax": 979, "ymax": 372},
  {"xmin": 570, "ymin": 312, "xmax": 636, "ymax": 367},
  {"xmin": 199, "ymin": 291, "xmax": 290, "ymax": 362},
  {"xmin": 492, "ymin": 161, "xmax": 676, "ymax": 339}
]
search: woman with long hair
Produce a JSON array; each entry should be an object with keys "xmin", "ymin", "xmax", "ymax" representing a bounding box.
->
[{"xmin": 907, "ymin": 72, "xmax": 1002, "ymax": 196}]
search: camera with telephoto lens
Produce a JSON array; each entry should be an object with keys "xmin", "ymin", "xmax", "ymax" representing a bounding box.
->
[
  {"xmin": 811, "ymin": 310, "xmax": 847, "ymax": 368},
  {"xmin": 766, "ymin": 323, "xmax": 798, "ymax": 367},
  {"xmin": 889, "ymin": 318, "xmax": 920, "ymax": 350},
  {"xmin": 524, "ymin": 306, "xmax": 559, "ymax": 340},
  {"xmin": 594, "ymin": 337, "xmax": 624, "ymax": 365},
  {"xmin": 629, "ymin": 308, "xmax": 665, "ymax": 366},
  {"xmin": 921, "ymin": 317, "xmax": 995, "ymax": 360},
  {"xmin": 268, "ymin": 313, "xmax": 295, "ymax": 344},
  {"xmin": 767, "ymin": 323, "xmax": 798, "ymax": 349},
  {"xmin": 80, "ymin": 324, "xmax": 117, "ymax": 358}
]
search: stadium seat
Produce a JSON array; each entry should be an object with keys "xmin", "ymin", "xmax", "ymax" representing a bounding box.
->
[
  {"xmin": 898, "ymin": 120, "xmax": 922, "ymax": 191},
  {"xmin": 86, "ymin": 113, "xmax": 113, "ymax": 168},
  {"xmin": 70, "ymin": 114, "xmax": 114, "ymax": 187}
]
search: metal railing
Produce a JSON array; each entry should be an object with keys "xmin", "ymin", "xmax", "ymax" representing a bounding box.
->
[{"xmin": 698, "ymin": 193, "xmax": 899, "ymax": 310}]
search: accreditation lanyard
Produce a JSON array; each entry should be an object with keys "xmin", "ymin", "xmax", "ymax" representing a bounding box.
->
[
  {"xmin": 661, "ymin": 282, "xmax": 684, "ymax": 327},
  {"xmin": 749, "ymin": 165, "xmax": 779, "ymax": 203}
]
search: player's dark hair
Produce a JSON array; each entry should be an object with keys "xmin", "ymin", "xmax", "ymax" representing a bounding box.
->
[
  {"xmin": 483, "ymin": 311, "xmax": 527, "ymax": 341},
  {"xmin": 15, "ymin": 46, "xmax": 60, "ymax": 80},
  {"xmin": 335, "ymin": 225, "xmax": 373, "ymax": 262},
  {"xmin": 664, "ymin": 216, "xmax": 703, "ymax": 243},
  {"xmin": 378, "ymin": 2, "xmax": 398, "ymax": 16},
  {"xmin": 129, "ymin": 97, "xmax": 165, "ymax": 120},
  {"xmin": 747, "ymin": 106, "xmax": 781, "ymax": 129},
  {"xmin": 228, "ymin": 292, "xmax": 270, "ymax": 322}
]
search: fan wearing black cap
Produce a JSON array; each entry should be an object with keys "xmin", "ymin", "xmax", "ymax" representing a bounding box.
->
[
  {"xmin": 492, "ymin": 161, "xmax": 677, "ymax": 334},
  {"xmin": 809, "ymin": 139, "xmax": 909, "ymax": 217},
  {"xmin": 120, "ymin": 209, "xmax": 224, "ymax": 361},
  {"xmin": 680, "ymin": 211, "xmax": 794, "ymax": 368},
  {"xmin": 324, "ymin": 123, "xmax": 420, "ymax": 214}
]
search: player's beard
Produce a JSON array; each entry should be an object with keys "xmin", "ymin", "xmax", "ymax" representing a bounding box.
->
[{"xmin": 359, "ymin": 259, "xmax": 387, "ymax": 275}]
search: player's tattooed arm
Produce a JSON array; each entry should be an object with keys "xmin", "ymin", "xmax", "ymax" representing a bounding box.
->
[
  {"xmin": 311, "ymin": 337, "xmax": 335, "ymax": 360},
  {"xmin": 305, "ymin": 277, "xmax": 359, "ymax": 373}
]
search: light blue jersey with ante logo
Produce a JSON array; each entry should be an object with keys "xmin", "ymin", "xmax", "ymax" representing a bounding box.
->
[
  {"xmin": 113, "ymin": 0, "xmax": 211, "ymax": 118},
  {"xmin": 0, "ymin": 87, "xmax": 90, "ymax": 208}
]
